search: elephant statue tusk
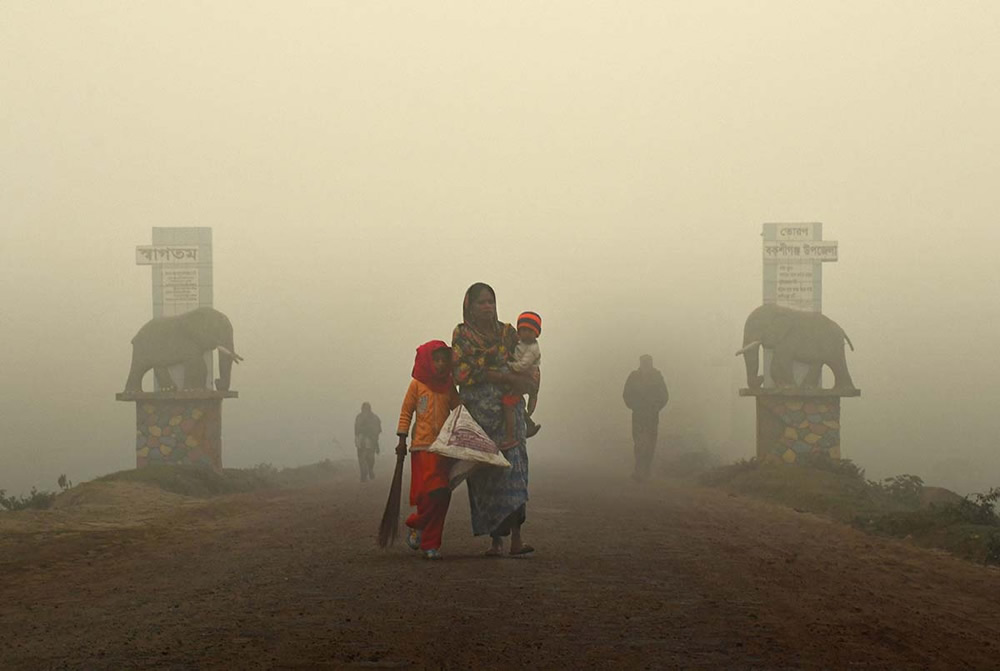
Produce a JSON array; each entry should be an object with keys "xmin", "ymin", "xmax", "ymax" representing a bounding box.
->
[
  {"xmin": 218, "ymin": 346, "xmax": 244, "ymax": 364},
  {"xmin": 734, "ymin": 340, "xmax": 761, "ymax": 357}
]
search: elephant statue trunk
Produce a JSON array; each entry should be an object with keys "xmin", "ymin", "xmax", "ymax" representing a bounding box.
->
[
  {"xmin": 215, "ymin": 344, "xmax": 242, "ymax": 392},
  {"xmin": 124, "ymin": 307, "xmax": 242, "ymax": 392},
  {"xmin": 736, "ymin": 304, "xmax": 856, "ymax": 391},
  {"xmin": 735, "ymin": 339, "xmax": 764, "ymax": 388}
]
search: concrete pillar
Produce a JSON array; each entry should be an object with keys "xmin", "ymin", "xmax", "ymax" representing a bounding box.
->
[
  {"xmin": 740, "ymin": 388, "xmax": 859, "ymax": 463},
  {"xmin": 117, "ymin": 391, "xmax": 237, "ymax": 469}
]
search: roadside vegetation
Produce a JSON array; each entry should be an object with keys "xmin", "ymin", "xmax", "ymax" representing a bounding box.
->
[
  {"xmin": 688, "ymin": 452, "xmax": 1000, "ymax": 566},
  {"xmin": 0, "ymin": 475, "xmax": 73, "ymax": 512}
]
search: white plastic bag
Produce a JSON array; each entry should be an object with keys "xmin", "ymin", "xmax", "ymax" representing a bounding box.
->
[
  {"xmin": 448, "ymin": 460, "xmax": 481, "ymax": 490},
  {"xmin": 427, "ymin": 406, "xmax": 510, "ymax": 468}
]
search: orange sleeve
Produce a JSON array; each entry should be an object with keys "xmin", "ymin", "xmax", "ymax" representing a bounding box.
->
[{"xmin": 397, "ymin": 380, "xmax": 419, "ymax": 436}]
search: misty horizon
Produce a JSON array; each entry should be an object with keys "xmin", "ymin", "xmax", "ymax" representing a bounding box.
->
[{"xmin": 3, "ymin": 2, "xmax": 999, "ymax": 496}]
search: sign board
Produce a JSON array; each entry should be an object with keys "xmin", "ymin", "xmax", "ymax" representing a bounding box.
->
[
  {"xmin": 162, "ymin": 268, "xmax": 200, "ymax": 305},
  {"xmin": 761, "ymin": 222, "xmax": 836, "ymax": 386},
  {"xmin": 774, "ymin": 224, "xmax": 818, "ymax": 241},
  {"xmin": 136, "ymin": 246, "xmax": 200, "ymax": 265},
  {"xmin": 136, "ymin": 228, "xmax": 214, "ymax": 390},
  {"xmin": 775, "ymin": 264, "xmax": 815, "ymax": 311},
  {"xmin": 763, "ymin": 241, "xmax": 838, "ymax": 262}
]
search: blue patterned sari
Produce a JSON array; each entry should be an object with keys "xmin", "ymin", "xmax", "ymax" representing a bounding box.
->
[
  {"xmin": 451, "ymin": 282, "xmax": 530, "ymax": 539},
  {"xmin": 459, "ymin": 381, "xmax": 528, "ymax": 537}
]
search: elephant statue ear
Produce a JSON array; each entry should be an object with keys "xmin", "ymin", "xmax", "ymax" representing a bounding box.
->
[
  {"xmin": 767, "ymin": 312, "xmax": 795, "ymax": 343},
  {"xmin": 178, "ymin": 309, "xmax": 214, "ymax": 349}
]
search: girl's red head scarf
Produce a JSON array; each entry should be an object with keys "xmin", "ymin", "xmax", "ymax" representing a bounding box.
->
[{"xmin": 412, "ymin": 340, "xmax": 454, "ymax": 393}]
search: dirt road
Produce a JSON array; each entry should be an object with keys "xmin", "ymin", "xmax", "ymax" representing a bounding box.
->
[{"xmin": 2, "ymin": 456, "xmax": 1000, "ymax": 669}]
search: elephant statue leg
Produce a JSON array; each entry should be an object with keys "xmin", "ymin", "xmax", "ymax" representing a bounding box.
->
[
  {"xmin": 829, "ymin": 350, "xmax": 856, "ymax": 390},
  {"xmin": 770, "ymin": 347, "xmax": 797, "ymax": 387},
  {"xmin": 154, "ymin": 366, "xmax": 177, "ymax": 391},
  {"xmin": 182, "ymin": 355, "xmax": 209, "ymax": 389},
  {"xmin": 124, "ymin": 360, "xmax": 147, "ymax": 392},
  {"xmin": 802, "ymin": 363, "xmax": 823, "ymax": 388}
]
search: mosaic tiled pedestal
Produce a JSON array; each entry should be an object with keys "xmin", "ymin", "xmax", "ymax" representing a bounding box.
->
[
  {"xmin": 739, "ymin": 388, "xmax": 860, "ymax": 464},
  {"xmin": 116, "ymin": 391, "xmax": 237, "ymax": 469}
]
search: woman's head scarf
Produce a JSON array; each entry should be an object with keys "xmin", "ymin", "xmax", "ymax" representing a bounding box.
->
[
  {"xmin": 412, "ymin": 340, "xmax": 454, "ymax": 393},
  {"xmin": 462, "ymin": 282, "xmax": 497, "ymax": 327}
]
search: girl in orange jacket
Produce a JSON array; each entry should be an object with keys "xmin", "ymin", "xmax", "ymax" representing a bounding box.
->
[{"xmin": 395, "ymin": 340, "xmax": 460, "ymax": 559}]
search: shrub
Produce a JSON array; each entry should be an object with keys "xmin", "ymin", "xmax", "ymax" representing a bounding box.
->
[
  {"xmin": 985, "ymin": 533, "xmax": 1000, "ymax": 566},
  {"xmin": 698, "ymin": 457, "xmax": 759, "ymax": 487},
  {"xmin": 796, "ymin": 452, "xmax": 867, "ymax": 481},
  {"xmin": 951, "ymin": 487, "xmax": 1000, "ymax": 526},
  {"xmin": 870, "ymin": 474, "xmax": 925, "ymax": 507},
  {"xmin": 0, "ymin": 486, "xmax": 58, "ymax": 512}
]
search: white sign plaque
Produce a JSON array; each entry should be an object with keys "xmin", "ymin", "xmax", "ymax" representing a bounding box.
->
[
  {"xmin": 775, "ymin": 264, "xmax": 815, "ymax": 310},
  {"xmin": 162, "ymin": 268, "xmax": 200, "ymax": 305},
  {"xmin": 136, "ymin": 246, "xmax": 200, "ymax": 265},
  {"xmin": 763, "ymin": 241, "xmax": 838, "ymax": 262},
  {"xmin": 774, "ymin": 223, "xmax": 818, "ymax": 241}
]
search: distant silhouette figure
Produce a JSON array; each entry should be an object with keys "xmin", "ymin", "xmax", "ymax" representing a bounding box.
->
[
  {"xmin": 354, "ymin": 402, "xmax": 382, "ymax": 482},
  {"xmin": 622, "ymin": 355, "xmax": 669, "ymax": 482}
]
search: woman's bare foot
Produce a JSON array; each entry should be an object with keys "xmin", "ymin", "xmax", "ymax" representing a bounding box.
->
[
  {"xmin": 485, "ymin": 538, "xmax": 503, "ymax": 557},
  {"xmin": 509, "ymin": 526, "xmax": 533, "ymax": 555}
]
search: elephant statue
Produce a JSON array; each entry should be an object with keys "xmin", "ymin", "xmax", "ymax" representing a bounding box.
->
[
  {"xmin": 124, "ymin": 307, "xmax": 243, "ymax": 392},
  {"xmin": 735, "ymin": 304, "xmax": 855, "ymax": 390}
]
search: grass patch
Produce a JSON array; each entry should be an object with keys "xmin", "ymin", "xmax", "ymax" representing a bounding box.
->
[
  {"xmin": 700, "ymin": 456, "xmax": 885, "ymax": 522},
  {"xmin": 701, "ymin": 456, "xmax": 1000, "ymax": 566}
]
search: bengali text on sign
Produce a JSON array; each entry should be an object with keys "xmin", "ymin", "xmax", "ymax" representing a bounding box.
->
[
  {"xmin": 136, "ymin": 246, "xmax": 200, "ymax": 265},
  {"xmin": 776, "ymin": 264, "xmax": 816, "ymax": 310},
  {"xmin": 763, "ymin": 241, "xmax": 838, "ymax": 262},
  {"xmin": 162, "ymin": 268, "xmax": 200, "ymax": 305},
  {"xmin": 774, "ymin": 223, "xmax": 817, "ymax": 241}
]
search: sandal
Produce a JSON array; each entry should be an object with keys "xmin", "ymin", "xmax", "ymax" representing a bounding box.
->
[
  {"xmin": 484, "ymin": 546, "xmax": 504, "ymax": 557},
  {"xmin": 509, "ymin": 545, "xmax": 535, "ymax": 556},
  {"xmin": 422, "ymin": 548, "xmax": 443, "ymax": 560}
]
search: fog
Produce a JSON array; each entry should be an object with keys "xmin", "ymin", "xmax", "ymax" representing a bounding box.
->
[{"xmin": 2, "ymin": 2, "xmax": 999, "ymax": 496}]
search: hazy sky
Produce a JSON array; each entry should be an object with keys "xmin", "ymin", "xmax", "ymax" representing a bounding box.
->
[{"xmin": 3, "ymin": 2, "xmax": 999, "ymax": 495}]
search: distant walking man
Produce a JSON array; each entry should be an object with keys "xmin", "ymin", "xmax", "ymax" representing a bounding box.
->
[
  {"xmin": 622, "ymin": 355, "xmax": 669, "ymax": 481},
  {"xmin": 354, "ymin": 402, "xmax": 382, "ymax": 482}
]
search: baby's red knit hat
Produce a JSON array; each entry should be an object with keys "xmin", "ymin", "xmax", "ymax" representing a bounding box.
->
[{"xmin": 517, "ymin": 311, "xmax": 541, "ymax": 337}]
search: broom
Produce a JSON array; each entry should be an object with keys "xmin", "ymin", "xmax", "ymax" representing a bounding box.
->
[{"xmin": 377, "ymin": 446, "xmax": 406, "ymax": 548}]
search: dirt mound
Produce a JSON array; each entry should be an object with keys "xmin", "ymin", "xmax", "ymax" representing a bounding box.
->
[
  {"xmin": 0, "ymin": 481, "xmax": 199, "ymax": 535},
  {"xmin": 97, "ymin": 460, "xmax": 345, "ymax": 497},
  {"xmin": 52, "ymin": 480, "xmax": 189, "ymax": 511},
  {"xmin": 96, "ymin": 464, "xmax": 260, "ymax": 497},
  {"xmin": 700, "ymin": 458, "xmax": 878, "ymax": 521},
  {"xmin": 702, "ymin": 458, "xmax": 1000, "ymax": 565},
  {"xmin": 1, "ymin": 461, "xmax": 347, "ymax": 536}
]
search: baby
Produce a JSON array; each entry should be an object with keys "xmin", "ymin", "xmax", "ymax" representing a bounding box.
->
[{"xmin": 501, "ymin": 311, "xmax": 542, "ymax": 448}]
